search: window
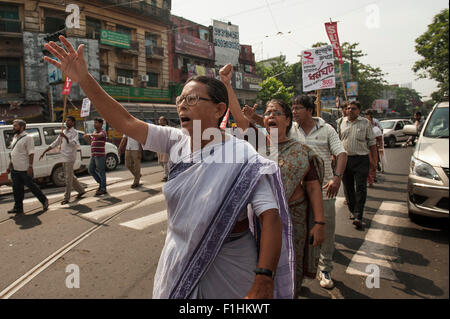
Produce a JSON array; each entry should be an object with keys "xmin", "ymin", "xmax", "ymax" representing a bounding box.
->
[
  {"xmin": 145, "ymin": 33, "xmax": 158, "ymax": 47},
  {"xmin": 117, "ymin": 69, "xmax": 134, "ymax": 78},
  {"xmin": 395, "ymin": 122, "xmax": 403, "ymax": 130},
  {"xmin": 147, "ymin": 72, "xmax": 158, "ymax": 87},
  {"xmin": 0, "ymin": 59, "xmax": 21, "ymax": 94},
  {"xmin": 78, "ymin": 132, "xmax": 90, "ymax": 145},
  {"xmin": 44, "ymin": 10, "xmax": 65, "ymax": 34},
  {"xmin": 25, "ymin": 128, "xmax": 42, "ymax": 146},
  {"xmin": 86, "ymin": 17, "xmax": 101, "ymax": 39},
  {"xmin": 0, "ymin": 4, "xmax": 20, "ymax": 32},
  {"xmin": 3, "ymin": 128, "xmax": 41, "ymax": 149},
  {"xmin": 116, "ymin": 24, "xmax": 131, "ymax": 37},
  {"xmin": 43, "ymin": 127, "xmax": 61, "ymax": 145}
]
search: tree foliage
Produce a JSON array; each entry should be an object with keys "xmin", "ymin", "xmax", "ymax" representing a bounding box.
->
[
  {"xmin": 413, "ymin": 8, "xmax": 449, "ymax": 102},
  {"xmin": 257, "ymin": 77, "xmax": 294, "ymax": 107}
]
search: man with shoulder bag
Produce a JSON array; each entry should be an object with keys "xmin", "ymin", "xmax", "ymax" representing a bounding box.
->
[{"xmin": 7, "ymin": 119, "xmax": 48, "ymax": 214}]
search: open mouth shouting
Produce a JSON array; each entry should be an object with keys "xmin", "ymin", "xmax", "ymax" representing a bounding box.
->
[{"xmin": 180, "ymin": 115, "xmax": 191, "ymax": 127}]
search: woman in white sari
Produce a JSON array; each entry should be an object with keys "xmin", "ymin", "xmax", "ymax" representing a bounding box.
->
[{"xmin": 43, "ymin": 37, "xmax": 295, "ymax": 299}]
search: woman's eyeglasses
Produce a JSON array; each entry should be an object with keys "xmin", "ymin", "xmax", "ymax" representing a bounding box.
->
[
  {"xmin": 176, "ymin": 94, "xmax": 213, "ymax": 106},
  {"xmin": 264, "ymin": 111, "xmax": 285, "ymax": 117}
]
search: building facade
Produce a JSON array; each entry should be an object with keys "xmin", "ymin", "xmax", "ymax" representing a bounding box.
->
[{"xmin": 0, "ymin": 0, "xmax": 171, "ymax": 124}]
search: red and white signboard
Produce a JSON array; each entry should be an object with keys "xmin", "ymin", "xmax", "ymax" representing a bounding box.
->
[
  {"xmin": 62, "ymin": 76, "xmax": 73, "ymax": 95},
  {"xmin": 301, "ymin": 45, "xmax": 336, "ymax": 92},
  {"xmin": 325, "ymin": 22, "xmax": 343, "ymax": 65}
]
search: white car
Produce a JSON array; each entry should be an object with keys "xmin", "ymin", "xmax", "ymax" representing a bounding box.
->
[
  {"xmin": 380, "ymin": 119, "xmax": 413, "ymax": 148},
  {"xmin": 0, "ymin": 122, "xmax": 119, "ymax": 187}
]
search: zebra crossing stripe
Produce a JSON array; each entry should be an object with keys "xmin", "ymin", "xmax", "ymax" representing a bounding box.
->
[
  {"xmin": 120, "ymin": 210, "xmax": 167, "ymax": 230},
  {"xmin": 82, "ymin": 201, "xmax": 139, "ymax": 221},
  {"xmin": 345, "ymin": 201, "xmax": 409, "ymax": 281}
]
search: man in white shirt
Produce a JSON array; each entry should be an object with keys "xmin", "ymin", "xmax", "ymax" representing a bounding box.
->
[
  {"xmin": 288, "ymin": 95, "xmax": 348, "ymax": 290},
  {"xmin": 40, "ymin": 116, "xmax": 85, "ymax": 204},
  {"xmin": 118, "ymin": 133, "xmax": 142, "ymax": 188},
  {"xmin": 7, "ymin": 119, "xmax": 48, "ymax": 214}
]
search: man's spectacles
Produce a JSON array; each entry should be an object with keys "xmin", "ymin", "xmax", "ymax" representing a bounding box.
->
[
  {"xmin": 176, "ymin": 94, "xmax": 213, "ymax": 106},
  {"xmin": 347, "ymin": 107, "xmax": 359, "ymax": 111},
  {"xmin": 264, "ymin": 111, "xmax": 285, "ymax": 117}
]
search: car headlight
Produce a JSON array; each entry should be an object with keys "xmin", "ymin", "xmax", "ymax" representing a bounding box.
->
[{"xmin": 410, "ymin": 156, "xmax": 441, "ymax": 180}]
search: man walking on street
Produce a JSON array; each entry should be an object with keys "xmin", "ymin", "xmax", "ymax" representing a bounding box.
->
[
  {"xmin": 337, "ymin": 101, "xmax": 377, "ymax": 230},
  {"xmin": 7, "ymin": 119, "xmax": 48, "ymax": 214},
  {"xmin": 289, "ymin": 95, "xmax": 348, "ymax": 289},
  {"xmin": 157, "ymin": 116, "xmax": 170, "ymax": 182},
  {"xmin": 118, "ymin": 133, "xmax": 142, "ymax": 188},
  {"xmin": 40, "ymin": 116, "xmax": 85, "ymax": 204},
  {"xmin": 83, "ymin": 118, "xmax": 107, "ymax": 195}
]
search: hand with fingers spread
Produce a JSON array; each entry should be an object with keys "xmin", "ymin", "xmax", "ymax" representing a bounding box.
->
[{"xmin": 44, "ymin": 36, "xmax": 89, "ymax": 84}]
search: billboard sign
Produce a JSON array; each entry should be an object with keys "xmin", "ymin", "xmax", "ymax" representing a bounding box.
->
[
  {"xmin": 174, "ymin": 32, "xmax": 214, "ymax": 60},
  {"xmin": 347, "ymin": 81, "xmax": 358, "ymax": 97},
  {"xmin": 213, "ymin": 20, "xmax": 240, "ymax": 67}
]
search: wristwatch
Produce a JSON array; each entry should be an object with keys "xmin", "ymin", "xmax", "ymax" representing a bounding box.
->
[
  {"xmin": 254, "ymin": 268, "xmax": 275, "ymax": 279},
  {"xmin": 334, "ymin": 172, "xmax": 343, "ymax": 178}
]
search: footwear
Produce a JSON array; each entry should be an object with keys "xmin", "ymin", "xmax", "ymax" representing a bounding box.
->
[
  {"xmin": 95, "ymin": 189, "xmax": 107, "ymax": 196},
  {"xmin": 76, "ymin": 191, "xmax": 86, "ymax": 199},
  {"xmin": 8, "ymin": 208, "xmax": 24, "ymax": 214},
  {"xmin": 61, "ymin": 199, "xmax": 69, "ymax": 205},
  {"xmin": 353, "ymin": 219, "xmax": 363, "ymax": 229},
  {"xmin": 349, "ymin": 213, "xmax": 356, "ymax": 220},
  {"xmin": 131, "ymin": 183, "xmax": 139, "ymax": 188},
  {"xmin": 42, "ymin": 199, "xmax": 49, "ymax": 212},
  {"xmin": 162, "ymin": 177, "xmax": 168, "ymax": 182},
  {"xmin": 319, "ymin": 271, "xmax": 334, "ymax": 289}
]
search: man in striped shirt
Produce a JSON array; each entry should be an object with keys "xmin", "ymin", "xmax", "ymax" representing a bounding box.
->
[
  {"xmin": 84, "ymin": 118, "xmax": 107, "ymax": 195},
  {"xmin": 337, "ymin": 101, "xmax": 377, "ymax": 230},
  {"xmin": 288, "ymin": 95, "xmax": 347, "ymax": 290}
]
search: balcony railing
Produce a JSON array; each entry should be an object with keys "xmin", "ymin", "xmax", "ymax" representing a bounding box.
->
[
  {"xmin": 98, "ymin": 0, "xmax": 170, "ymax": 23},
  {"xmin": 146, "ymin": 45, "xmax": 164, "ymax": 58}
]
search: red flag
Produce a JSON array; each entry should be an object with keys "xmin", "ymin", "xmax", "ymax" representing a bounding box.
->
[
  {"xmin": 325, "ymin": 22, "xmax": 343, "ymax": 65},
  {"xmin": 219, "ymin": 108, "xmax": 230, "ymax": 130},
  {"xmin": 62, "ymin": 76, "xmax": 73, "ymax": 95}
]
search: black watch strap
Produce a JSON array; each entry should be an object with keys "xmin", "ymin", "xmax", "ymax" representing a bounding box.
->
[{"xmin": 254, "ymin": 268, "xmax": 275, "ymax": 279}]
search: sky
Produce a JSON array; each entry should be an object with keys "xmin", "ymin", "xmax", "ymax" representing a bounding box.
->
[{"xmin": 171, "ymin": 0, "xmax": 449, "ymax": 100}]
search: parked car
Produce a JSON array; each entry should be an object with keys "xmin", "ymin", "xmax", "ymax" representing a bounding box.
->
[
  {"xmin": 380, "ymin": 119, "xmax": 413, "ymax": 148},
  {"xmin": 0, "ymin": 123, "xmax": 119, "ymax": 188},
  {"xmin": 403, "ymin": 101, "xmax": 449, "ymax": 221}
]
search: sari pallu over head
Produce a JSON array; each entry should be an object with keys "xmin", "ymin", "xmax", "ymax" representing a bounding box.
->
[{"xmin": 152, "ymin": 135, "xmax": 295, "ymax": 299}]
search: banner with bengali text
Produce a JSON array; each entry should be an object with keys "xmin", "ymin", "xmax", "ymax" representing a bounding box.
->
[{"xmin": 302, "ymin": 45, "xmax": 336, "ymax": 92}]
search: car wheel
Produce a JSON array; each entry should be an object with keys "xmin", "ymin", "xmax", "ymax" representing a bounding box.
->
[
  {"xmin": 105, "ymin": 153, "xmax": 118, "ymax": 171},
  {"xmin": 51, "ymin": 165, "xmax": 65, "ymax": 187},
  {"xmin": 387, "ymin": 136, "xmax": 396, "ymax": 148}
]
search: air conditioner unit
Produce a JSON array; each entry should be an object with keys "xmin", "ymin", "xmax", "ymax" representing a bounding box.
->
[
  {"xmin": 101, "ymin": 75, "xmax": 110, "ymax": 83},
  {"xmin": 117, "ymin": 76, "xmax": 126, "ymax": 84},
  {"xmin": 139, "ymin": 74, "xmax": 149, "ymax": 82},
  {"xmin": 125, "ymin": 78, "xmax": 134, "ymax": 86}
]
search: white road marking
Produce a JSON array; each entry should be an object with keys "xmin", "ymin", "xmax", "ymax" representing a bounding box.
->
[
  {"xmin": 120, "ymin": 209, "xmax": 167, "ymax": 230},
  {"xmin": 82, "ymin": 201, "xmax": 139, "ymax": 221},
  {"xmin": 346, "ymin": 201, "xmax": 409, "ymax": 281}
]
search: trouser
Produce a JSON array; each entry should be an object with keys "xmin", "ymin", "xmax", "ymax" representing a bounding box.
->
[
  {"xmin": 88, "ymin": 156, "xmax": 106, "ymax": 190},
  {"xmin": 160, "ymin": 162, "xmax": 169, "ymax": 179},
  {"xmin": 318, "ymin": 199, "xmax": 336, "ymax": 273},
  {"xmin": 342, "ymin": 155, "xmax": 370, "ymax": 220},
  {"xmin": 125, "ymin": 150, "xmax": 141, "ymax": 184},
  {"xmin": 11, "ymin": 170, "xmax": 47, "ymax": 210},
  {"xmin": 64, "ymin": 161, "xmax": 85, "ymax": 200}
]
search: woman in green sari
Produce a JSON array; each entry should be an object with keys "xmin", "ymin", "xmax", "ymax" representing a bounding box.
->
[{"xmin": 220, "ymin": 65, "xmax": 326, "ymax": 297}]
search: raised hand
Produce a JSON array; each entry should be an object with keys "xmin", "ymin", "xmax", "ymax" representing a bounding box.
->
[
  {"xmin": 242, "ymin": 104, "xmax": 257, "ymax": 120},
  {"xmin": 219, "ymin": 63, "xmax": 233, "ymax": 85},
  {"xmin": 44, "ymin": 36, "xmax": 89, "ymax": 84}
]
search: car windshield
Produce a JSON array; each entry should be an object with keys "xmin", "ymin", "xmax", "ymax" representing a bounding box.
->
[
  {"xmin": 380, "ymin": 121, "xmax": 395, "ymax": 129},
  {"xmin": 423, "ymin": 107, "xmax": 449, "ymax": 138}
]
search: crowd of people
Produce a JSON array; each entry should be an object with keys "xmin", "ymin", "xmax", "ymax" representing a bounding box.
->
[{"xmin": 8, "ymin": 36, "xmax": 391, "ymax": 299}]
